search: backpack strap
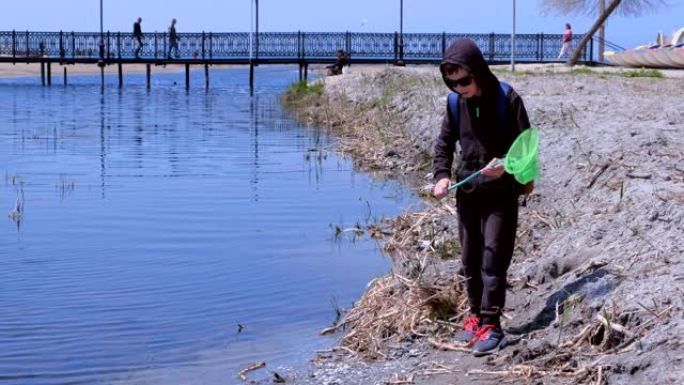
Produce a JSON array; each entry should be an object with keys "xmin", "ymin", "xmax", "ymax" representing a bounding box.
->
[
  {"xmin": 496, "ymin": 81, "xmax": 512, "ymax": 140},
  {"xmin": 448, "ymin": 81, "xmax": 513, "ymax": 141},
  {"xmin": 447, "ymin": 92, "xmax": 460, "ymax": 140}
]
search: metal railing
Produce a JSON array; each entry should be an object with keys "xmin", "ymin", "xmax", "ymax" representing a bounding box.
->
[{"xmin": 0, "ymin": 31, "xmax": 591, "ymax": 63}]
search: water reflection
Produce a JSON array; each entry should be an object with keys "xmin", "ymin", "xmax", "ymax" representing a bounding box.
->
[
  {"xmin": 250, "ymin": 93, "xmax": 260, "ymax": 202},
  {"xmin": 0, "ymin": 67, "xmax": 417, "ymax": 385},
  {"xmin": 100, "ymin": 93, "xmax": 107, "ymax": 199}
]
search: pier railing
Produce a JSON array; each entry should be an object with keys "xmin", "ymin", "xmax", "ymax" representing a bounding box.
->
[{"xmin": 0, "ymin": 31, "xmax": 592, "ymax": 63}]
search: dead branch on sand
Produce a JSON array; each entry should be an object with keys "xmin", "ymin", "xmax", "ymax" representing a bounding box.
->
[{"xmin": 238, "ymin": 361, "xmax": 266, "ymax": 383}]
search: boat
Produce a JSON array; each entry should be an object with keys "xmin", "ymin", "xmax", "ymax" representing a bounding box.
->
[
  {"xmin": 665, "ymin": 44, "xmax": 684, "ymax": 67},
  {"xmin": 605, "ymin": 27, "xmax": 684, "ymax": 68}
]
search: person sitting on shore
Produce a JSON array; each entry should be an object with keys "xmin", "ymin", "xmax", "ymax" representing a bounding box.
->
[
  {"xmin": 432, "ymin": 38, "xmax": 534, "ymax": 357},
  {"xmin": 327, "ymin": 50, "xmax": 348, "ymax": 76}
]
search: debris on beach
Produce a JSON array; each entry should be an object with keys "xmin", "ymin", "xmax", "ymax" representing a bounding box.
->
[
  {"xmin": 238, "ymin": 361, "xmax": 266, "ymax": 383},
  {"xmin": 285, "ymin": 65, "xmax": 684, "ymax": 385}
]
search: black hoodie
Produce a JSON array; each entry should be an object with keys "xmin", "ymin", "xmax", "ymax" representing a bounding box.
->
[{"xmin": 433, "ymin": 39, "xmax": 530, "ymax": 190}]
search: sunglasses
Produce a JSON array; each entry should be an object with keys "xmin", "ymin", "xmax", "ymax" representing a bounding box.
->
[{"xmin": 445, "ymin": 74, "xmax": 474, "ymax": 90}]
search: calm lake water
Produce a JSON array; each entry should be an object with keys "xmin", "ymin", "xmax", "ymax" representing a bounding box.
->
[{"xmin": 0, "ymin": 67, "xmax": 417, "ymax": 384}]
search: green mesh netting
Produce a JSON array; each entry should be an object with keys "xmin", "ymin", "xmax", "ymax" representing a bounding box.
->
[{"xmin": 503, "ymin": 128, "xmax": 540, "ymax": 184}]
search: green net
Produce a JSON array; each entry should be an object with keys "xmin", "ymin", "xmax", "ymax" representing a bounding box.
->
[{"xmin": 503, "ymin": 128, "xmax": 540, "ymax": 184}]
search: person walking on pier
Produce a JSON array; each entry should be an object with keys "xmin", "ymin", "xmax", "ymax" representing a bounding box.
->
[
  {"xmin": 133, "ymin": 17, "xmax": 143, "ymax": 59},
  {"xmin": 557, "ymin": 23, "xmax": 573, "ymax": 60},
  {"xmin": 167, "ymin": 18, "xmax": 179, "ymax": 59},
  {"xmin": 432, "ymin": 38, "xmax": 534, "ymax": 357}
]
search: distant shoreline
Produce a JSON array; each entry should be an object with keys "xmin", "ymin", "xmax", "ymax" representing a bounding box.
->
[
  {"xmin": 0, "ymin": 62, "xmax": 315, "ymax": 80},
  {"xmin": 3, "ymin": 62, "xmax": 681, "ymax": 81},
  {"xmin": 0, "ymin": 62, "xmax": 263, "ymax": 79},
  {"xmin": 0, "ymin": 62, "xmax": 187, "ymax": 78}
]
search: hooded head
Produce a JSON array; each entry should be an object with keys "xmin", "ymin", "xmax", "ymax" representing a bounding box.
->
[{"xmin": 439, "ymin": 38, "xmax": 500, "ymax": 99}]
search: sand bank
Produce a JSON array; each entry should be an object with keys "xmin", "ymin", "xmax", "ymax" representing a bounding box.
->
[{"xmin": 271, "ymin": 63, "xmax": 683, "ymax": 385}]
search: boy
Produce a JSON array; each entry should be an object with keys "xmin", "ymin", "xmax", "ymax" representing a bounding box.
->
[{"xmin": 432, "ymin": 38, "xmax": 533, "ymax": 356}]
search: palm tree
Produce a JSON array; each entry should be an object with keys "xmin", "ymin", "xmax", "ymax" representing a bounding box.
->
[{"xmin": 540, "ymin": 0, "xmax": 666, "ymax": 65}]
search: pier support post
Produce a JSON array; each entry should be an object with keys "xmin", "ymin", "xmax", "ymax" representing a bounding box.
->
[
  {"xmin": 298, "ymin": 63, "xmax": 303, "ymax": 82},
  {"xmin": 40, "ymin": 61, "xmax": 45, "ymax": 86},
  {"xmin": 118, "ymin": 62, "xmax": 123, "ymax": 88},
  {"xmin": 63, "ymin": 66, "xmax": 67, "ymax": 86},
  {"xmin": 100, "ymin": 66, "xmax": 105, "ymax": 91},
  {"xmin": 249, "ymin": 62, "xmax": 255, "ymax": 91},
  {"xmin": 146, "ymin": 64, "xmax": 151, "ymax": 89},
  {"xmin": 304, "ymin": 63, "xmax": 308, "ymax": 81},
  {"xmin": 185, "ymin": 63, "xmax": 190, "ymax": 89},
  {"xmin": 47, "ymin": 62, "xmax": 52, "ymax": 86},
  {"xmin": 204, "ymin": 64, "xmax": 209, "ymax": 89}
]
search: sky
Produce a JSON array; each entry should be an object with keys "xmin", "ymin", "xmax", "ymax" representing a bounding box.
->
[{"xmin": 1, "ymin": 1, "xmax": 682, "ymax": 50}]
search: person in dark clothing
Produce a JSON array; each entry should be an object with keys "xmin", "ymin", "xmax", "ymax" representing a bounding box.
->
[
  {"xmin": 167, "ymin": 18, "xmax": 179, "ymax": 59},
  {"xmin": 133, "ymin": 17, "xmax": 143, "ymax": 59},
  {"xmin": 327, "ymin": 50, "xmax": 348, "ymax": 76},
  {"xmin": 432, "ymin": 38, "xmax": 534, "ymax": 356}
]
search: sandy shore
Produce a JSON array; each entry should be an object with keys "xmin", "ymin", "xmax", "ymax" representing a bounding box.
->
[
  {"xmin": 490, "ymin": 62, "xmax": 684, "ymax": 78},
  {"xmin": 309, "ymin": 62, "xmax": 684, "ymax": 79},
  {"xmin": 268, "ymin": 64, "xmax": 684, "ymax": 384},
  {"xmin": 0, "ymin": 62, "xmax": 187, "ymax": 78}
]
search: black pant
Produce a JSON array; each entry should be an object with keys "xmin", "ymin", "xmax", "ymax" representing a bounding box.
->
[
  {"xmin": 168, "ymin": 40, "xmax": 178, "ymax": 58},
  {"xmin": 457, "ymin": 181, "xmax": 518, "ymax": 326},
  {"xmin": 134, "ymin": 36, "xmax": 143, "ymax": 57}
]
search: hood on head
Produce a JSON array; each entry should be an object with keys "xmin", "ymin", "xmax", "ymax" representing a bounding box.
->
[{"xmin": 439, "ymin": 38, "xmax": 498, "ymax": 92}]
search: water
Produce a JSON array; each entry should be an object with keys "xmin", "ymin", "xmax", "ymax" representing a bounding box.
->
[{"xmin": 0, "ymin": 67, "xmax": 417, "ymax": 384}]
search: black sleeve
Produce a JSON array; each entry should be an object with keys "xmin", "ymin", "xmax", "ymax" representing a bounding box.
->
[{"xmin": 433, "ymin": 102, "xmax": 458, "ymax": 182}]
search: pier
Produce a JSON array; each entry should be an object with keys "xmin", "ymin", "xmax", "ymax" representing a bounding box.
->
[{"xmin": 0, "ymin": 31, "xmax": 594, "ymax": 89}]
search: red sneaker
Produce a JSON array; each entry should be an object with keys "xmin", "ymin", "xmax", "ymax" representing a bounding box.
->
[
  {"xmin": 472, "ymin": 324, "xmax": 507, "ymax": 356},
  {"xmin": 455, "ymin": 316, "xmax": 481, "ymax": 345}
]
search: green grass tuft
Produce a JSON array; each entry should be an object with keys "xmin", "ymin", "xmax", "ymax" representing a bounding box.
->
[
  {"xmin": 282, "ymin": 80, "xmax": 325, "ymax": 105},
  {"xmin": 618, "ymin": 69, "xmax": 663, "ymax": 78},
  {"xmin": 436, "ymin": 238, "xmax": 460, "ymax": 260},
  {"xmin": 493, "ymin": 66, "xmax": 664, "ymax": 79},
  {"xmin": 569, "ymin": 67, "xmax": 595, "ymax": 75}
]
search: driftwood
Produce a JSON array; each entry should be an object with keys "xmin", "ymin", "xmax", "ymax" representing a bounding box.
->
[
  {"xmin": 238, "ymin": 361, "xmax": 266, "ymax": 382},
  {"xmin": 587, "ymin": 163, "xmax": 610, "ymax": 188},
  {"xmin": 427, "ymin": 338, "xmax": 472, "ymax": 352}
]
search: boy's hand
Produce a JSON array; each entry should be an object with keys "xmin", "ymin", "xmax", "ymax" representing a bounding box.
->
[
  {"xmin": 433, "ymin": 177, "xmax": 451, "ymax": 200},
  {"xmin": 481, "ymin": 158, "xmax": 505, "ymax": 179}
]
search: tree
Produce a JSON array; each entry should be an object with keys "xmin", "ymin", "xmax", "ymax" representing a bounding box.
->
[{"xmin": 540, "ymin": 0, "xmax": 666, "ymax": 65}]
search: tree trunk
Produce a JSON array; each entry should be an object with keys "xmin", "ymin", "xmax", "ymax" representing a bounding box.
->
[
  {"xmin": 599, "ymin": 0, "xmax": 606, "ymax": 63},
  {"xmin": 568, "ymin": 0, "xmax": 621, "ymax": 66}
]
